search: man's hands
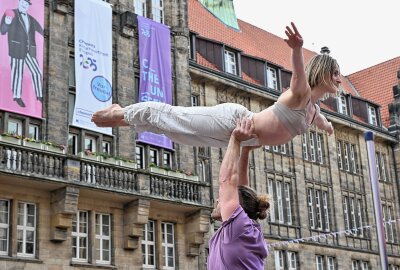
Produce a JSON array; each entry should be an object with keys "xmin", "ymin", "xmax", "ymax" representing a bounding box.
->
[
  {"xmin": 284, "ymin": 22, "xmax": 303, "ymax": 49},
  {"xmin": 232, "ymin": 118, "xmax": 257, "ymax": 142}
]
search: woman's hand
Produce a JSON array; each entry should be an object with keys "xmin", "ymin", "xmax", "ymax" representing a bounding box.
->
[{"xmin": 284, "ymin": 22, "xmax": 303, "ymax": 49}]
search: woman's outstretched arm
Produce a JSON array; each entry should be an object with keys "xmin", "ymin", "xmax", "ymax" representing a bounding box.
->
[
  {"xmin": 313, "ymin": 105, "xmax": 334, "ymax": 135},
  {"xmin": 284, "ymin": 22, "xmax": 308, "ymax": 97}
]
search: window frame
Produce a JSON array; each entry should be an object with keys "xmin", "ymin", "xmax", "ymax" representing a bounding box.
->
[
  {"xmin": 17, "ymin": 202, "xmax": 36, "ymax": 258},
  {"xmin": 142, "ymin": 220, "xmax": 156, "ymax": 267},
  {"xmin": 368, "ymin": 105, "xmax": 377, "ymax": 126},
  {"xmin": 0, "ymin": 199, "xmax": 10, "ymax": 256},
  {"xmin": 95, "ymin": 213, "xmax": 111, "ymax": 265},
  {"xmin": 266, "ymin": 66, "xmax": 278, "ymax": 90},
  {"xmin": 161, "ymin": 222, "xmax": 175, "ymax": 269},
  {"xmin": 224, "ymin": 49, "xmax": 238, "ymax": 76},
  {"xmin": 72, "ymin": 211, "xmax": 89, "ymax": 262}
]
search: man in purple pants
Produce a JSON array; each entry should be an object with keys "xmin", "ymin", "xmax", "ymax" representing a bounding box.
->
[{"xmin": 208, "ymin": 118, "xmax": 269, "ymax": 269}]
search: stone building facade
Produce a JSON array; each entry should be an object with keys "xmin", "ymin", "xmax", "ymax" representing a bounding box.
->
[
  {"xmin": 0, "ymin": 0, "xmax": 400, "ymax": 270},
  {"xmin": 0, "ymin": 0, "xmax": 211, "ymax": 269}
]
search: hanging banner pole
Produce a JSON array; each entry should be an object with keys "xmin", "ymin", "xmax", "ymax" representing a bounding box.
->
[{"xmin": 364, "ymin": 131, "xmax": 388, "ymax": 270}]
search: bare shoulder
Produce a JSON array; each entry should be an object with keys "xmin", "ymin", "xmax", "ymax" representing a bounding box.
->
[{"xmin": 279, "ymin": 88, "xmax": 311, "ymax": 109}]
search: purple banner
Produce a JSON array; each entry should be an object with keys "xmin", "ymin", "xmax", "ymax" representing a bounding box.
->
[{"xmin": 137, "ymin": 16, "xmax": 172, "ymax": 149}]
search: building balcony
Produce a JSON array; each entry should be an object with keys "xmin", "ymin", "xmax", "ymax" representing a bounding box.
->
[{"xmin": 0, "ymin": 140, "xmax": 211, "ymax": 209}]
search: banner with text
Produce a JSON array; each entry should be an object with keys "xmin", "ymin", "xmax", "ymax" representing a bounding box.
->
[
  {"xmin": 73, "ymin": 0, "xmax": 112, "ymax": 134},
  {"xmin": 0, "ymin": 0, "xmax": 44, "ymax": 118},
  {"xmin": 137, "ymin": 16, "xmax": 172, "ymax": 149}
]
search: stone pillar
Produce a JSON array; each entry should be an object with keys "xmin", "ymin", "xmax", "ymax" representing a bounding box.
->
[
  {"xmin": 50, "ymin": 186, "xmax": 79, "ymax": 241},
  {"xmin": 123, "ymin": 199, "xmax": 150, "ymax": 250},
  {"xmin": 185, "ymin": 209, "xmax": 210, "ymax": 256},
  {"xmin": 46, "ymin": 1, "xmax": 70, "ymax": 145}
]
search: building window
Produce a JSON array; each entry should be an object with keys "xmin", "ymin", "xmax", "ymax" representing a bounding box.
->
[
  {"xmin": 151, "ymin": 0, "xmax": 164, "ymax": 23},
  {"xmin": 327, "ymin": 257, "xmax": 336, "ymax": 270},
  {"xmin": 134, "ymin": 0, "xmax": 147, "ymax": 16},
  {"xmin": 136, "ymin": 145, "xmax": 145, "ymax": 169},
  {"xmin": 28, "ymin": 124, "xmax": 40, "ymax": 140},
  {"xmin": 287, "ymin": 251, "xmax": 297, "ymax": 270},
  {"xmin": 352, "ymin": 260, "xmax": 369, "ymax": 270},
  {"xmin": 266, "ymin": 66, "xmax": 278, "ymax": 90},
  {"xmin": 267, "ymin": 144, "xmax": 289, "ymax": 155},
  {"xmin": 309, "ymin": 132, "xmax": 316, "ymax": 162},
  {"xmin": 317, "ymin": 256, "xmax": 336, "ymax": 270},
  {"xmin": 8, "ymin": 118, "xmax": 23, "ymax": 136},
  {"xmin": 69, "ymin": 56, "xmax": 76, "ymax": 87},
  {"xmin": 274, "ymin": 250, "xmax": 298, "ymax": 270},
  {"xmin": 224, "ymin": 50, "xmax": 237, "ymax": 75},
  {"xmin": 307, "ymin": 189, "xmax": 330, "ymax": 231},
  {"xmin": 163, "ymin": 151, "xmax": 172, "ymax": 169},
  {"xmin": 68, "ymin": 133, "xmax": 79, "ymax": 155},
  {"xmin": 191, "ymin": 95, "xmax": 199, "ymax": 107},
  {"xmin": 303, "ymin": 132, "xmax": 324, "ymax": 164},
  {"xmin": 316, "ymin": 134, "xmax": 324, "ymax": 164},
  {"xmin": 274, "ymin": 250, "xmax": 284, "ymax": 270},
  {"xmin": 337, "ymin": 141, "xmax": 359, "ymax": 174},
  {"xmin": 161, "ymin": 222, "xmax": 175, "ymax": 269},
  {"xmin": 102, "ymin": 141, "xmax": 111, "ymax": 155},
  {"xmin": 142, "ymin": 220, "xmax": 156, "ymax": 267},
  {"xmin": 368, "ymin": 105, "xmax": 377, "ymax": 126},
  {"xmin": 316, "ymin": 255, "xmax": 324, "ymax": 270},
  {"xmin": 84, "ymin": 135, "xmax": 97, "ymax": 152},
  {"xmin": 307, "ymin": 189, "xmax": 315, "ymax": 228},
  {"xmin": 337, "ymin": 141, "xmax": 343, "ymax": 170},
  {"xmin": 343, "ymin": 143, "xmax": 350, "ymax": 171},
  {"xmin": 376, "ymin": 152, "xmax": 388, "ymax": 181},
  {"xmin": 302, "ymin": 135, "xmax": 308, "ymax": 160},
  {"xmin": 350, "ymin": 145, "xmax": 359, "ymax": 174},
  {"xmin": 149, "ymin": 148, "xmax": 159, "ymax": 166},
  {"xmin": 17, "ymin": 202, "xmax": 36, "ymax": 257},
  {"xmin": 338, "ymin": 95, "xmax": 348, "ymax": 115},
  {"xmin": 133, "ymin": 0, "xmax": 163, "ymax": 23},
  {"xmin": 0, "ymin": 200, "xmax": 9, "ymax": 256},
  {"xmin": 268, "ymin": 179, "xmax": 292, "ymax": 224},
  {"xmin": 95, "ymin": 214, "xmax": 111, "ymax": 264},
  {"xmin": 72, "ymin": 211, "xmax": 88, "ymax": 262},
  {"xmin": 382, "ymin": 204, "xmax": 397, "ymax": 243},
  {"xmin": 343, "ymin": 196, "xmax": 364, "ymax": 237}
]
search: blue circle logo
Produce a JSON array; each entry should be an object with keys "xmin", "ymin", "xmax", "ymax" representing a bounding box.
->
[{"xmin": 91, "ymin": 76, "xmax": 112, "ymax": 102}]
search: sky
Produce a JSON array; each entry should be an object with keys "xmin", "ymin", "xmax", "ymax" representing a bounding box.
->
[{"xmin": 233, "ymin": 0, "xmax": 399, "ymax": 75}]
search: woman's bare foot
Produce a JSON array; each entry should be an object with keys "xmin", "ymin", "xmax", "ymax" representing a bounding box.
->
[{"xmin": 91, "ymin": 104, "xmax": 125, "ymax": 127}]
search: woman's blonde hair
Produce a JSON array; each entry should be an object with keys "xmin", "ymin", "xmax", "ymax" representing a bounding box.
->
[{"xmin": 305, "ymin": 54, "xmax": 341, "ymax": 100}]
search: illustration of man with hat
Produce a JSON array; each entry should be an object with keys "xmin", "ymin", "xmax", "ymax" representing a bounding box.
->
[{"xmin": 1, "ymin": 0, "xmax": 44, "ymax": 107}]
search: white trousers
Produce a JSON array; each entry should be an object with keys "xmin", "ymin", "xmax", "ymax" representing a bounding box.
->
[{"xmin": 124, "ymin": 102, "xmax": 260, "ymax": 147}]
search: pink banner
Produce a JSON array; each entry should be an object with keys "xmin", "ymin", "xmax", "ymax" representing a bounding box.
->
[{"xmin": 0, "ymin": 0, "xmax": 44, "ymax": 118}]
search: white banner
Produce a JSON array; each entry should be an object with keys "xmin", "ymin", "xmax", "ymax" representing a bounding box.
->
[{"xmin": 73, "ymin": 0, "xmax": 112, "ymax": 134}]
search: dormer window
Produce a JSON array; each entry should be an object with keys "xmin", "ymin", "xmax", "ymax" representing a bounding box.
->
[
  {"xmin": 338, "ymin": 95, "xmax": 348, "ymax": 115},
  {"xmin": 224, "ymin": 50, "xmax": 237, "ymax": 75},
  {"xmin": 368, "ymin": 105, "xmax": 377, "ymax": 126},
  {"xmin": 266, "ymin": 66, "xmax": 278, "ymax": 90}
]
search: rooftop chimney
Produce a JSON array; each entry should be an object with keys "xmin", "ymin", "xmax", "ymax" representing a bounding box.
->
[{"xmin": 320, "ymin": 46, "xmax": 330, "ymax": 55}]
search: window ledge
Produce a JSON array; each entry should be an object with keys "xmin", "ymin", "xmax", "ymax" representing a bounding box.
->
[
  {"xmin": 0, "ymin": 256, "xmax": 43, "ymax": 264},
  {"xmin": 70, "ymin": 262, "xmax": 117, "ymax": 269}
]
